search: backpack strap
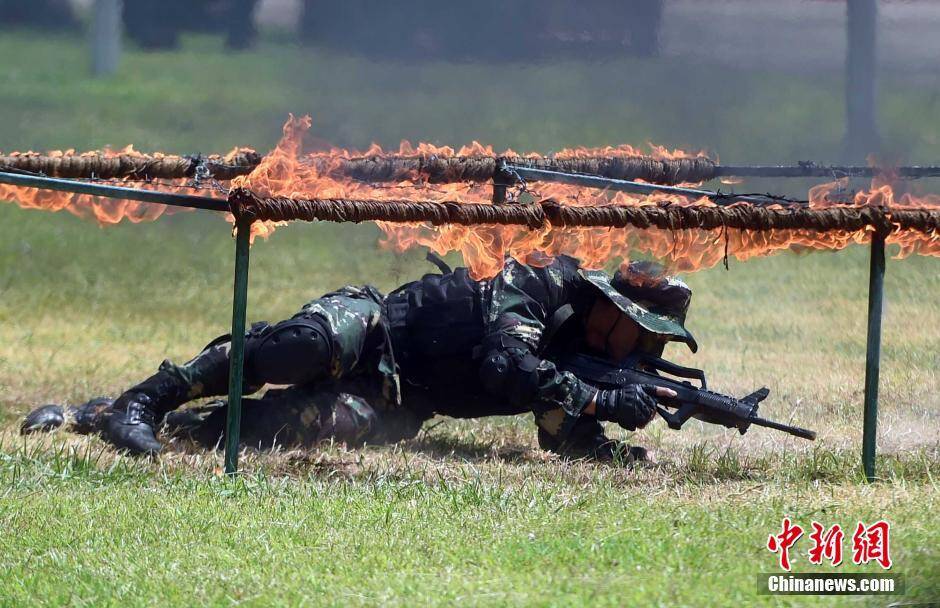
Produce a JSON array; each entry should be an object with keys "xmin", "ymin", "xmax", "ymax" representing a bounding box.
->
[
  {"xmin": 541, "ymin": 304, "xmax": 576, "ymax": 349},
  {"xmin": 425, "ymin": 251, "xmax": 452, "ymax": 275}
]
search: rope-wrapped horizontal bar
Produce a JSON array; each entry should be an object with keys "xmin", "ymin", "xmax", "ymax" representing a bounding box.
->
[
  {"xmin": 539, "ymin": 201, "xmax": 940, "ymax": 233},
  {"xmin": 8, "ymin": 147, "xmax": 940, "ymax": 185},
  {"xmin": 0, "ymin": 149, "xmax": 261, "ymax": 181},
  {"xmin": 0, "ymin": 151, "xmax": 715, "ymax": 184},
  {"xmin": 229, "ymin": 188, "xmax": 940, "ymax": 235},
  {"xmin": 229, "ymin": 188, "xmax": 545, "ymax": 228},
  {"xmin": 306, "ymin": 154, "xmax": 718, "ymax": 185}
]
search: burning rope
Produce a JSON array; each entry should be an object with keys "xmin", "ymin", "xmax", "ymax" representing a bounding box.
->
[
  {"xmin": 229, "ymin": 188, "xmax": 940, "ymax": 235},
  {"xmin": 304, "ymin": 154, "xmax": 718, "ymax": 185},
  {"xmin": 539, "ymin": 201, "xmax": 940, "ymax": 234},
  {"xmin": 0, "ymin": 149, "xmax": 261, "ymax": 181},
  {"xmin": 0, "ymin": 150, "xmax": 715, "ymax": 185},
  {"xmin": 229, "ymin": 189, "xmax": 544, "ymax": 228}
]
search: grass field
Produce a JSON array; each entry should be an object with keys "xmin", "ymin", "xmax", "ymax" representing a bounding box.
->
[{"xmin": 1, "ymin": 30, "xmax": 938, "ymax": 606}]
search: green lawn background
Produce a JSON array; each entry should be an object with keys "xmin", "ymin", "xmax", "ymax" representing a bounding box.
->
[{"xmin": 0, "ymin": 30, "xmax": 937, "ymax": 607}]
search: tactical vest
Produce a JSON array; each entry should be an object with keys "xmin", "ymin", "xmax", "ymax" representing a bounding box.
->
[{"xmin": 383, "ymin": 254, "xmax": 485, "ymax": 385}]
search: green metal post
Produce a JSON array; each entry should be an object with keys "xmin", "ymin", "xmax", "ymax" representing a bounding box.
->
[
  {"xmin": 862, "ymin": 232, "xmax": 886, "ymax": 482},
  {"xmin": 224, "ymin": 217, "xmax": 252, "ymax": 475}
]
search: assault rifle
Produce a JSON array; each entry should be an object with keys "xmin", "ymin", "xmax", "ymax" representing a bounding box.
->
[{"xmin": 556, "ymin": 352, "xmax": 816, "ymax": 440}]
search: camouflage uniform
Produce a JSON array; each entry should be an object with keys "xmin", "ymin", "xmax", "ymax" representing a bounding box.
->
[
  {"xmin": 23, "ymin": 255, "xmax": 696, "ymax": 460},
  {"xmin": 154, "ymin": 285, "xmax": 423, "ymax": 446}
]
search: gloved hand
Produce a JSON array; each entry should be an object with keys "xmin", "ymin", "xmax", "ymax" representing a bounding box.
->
[{"xmin": 593, "ymin": 384, "xmax": 674, "ymax": 430}]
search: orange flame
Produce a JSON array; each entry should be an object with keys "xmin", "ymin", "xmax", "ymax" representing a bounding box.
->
[
  {"xmin": 0, "ymin": 145, "xmax": 241, "ymax": 224},
  {"xmin": 0, "ymin": 179, "xmax": 203, "ymax": 224},
  {"xmin": 805, "ymin": 176, "xmax": 940, "ymax": 259},
  {"xmin": 4, "ymin": 116, "xmax": 939, "ymax": 278},
  {"xmin": 235, "ymin": 116, "xmax": 940, "ymax": 279}
]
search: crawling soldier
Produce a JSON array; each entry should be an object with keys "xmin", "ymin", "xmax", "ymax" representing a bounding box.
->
[{"xmin": 22, "ymin": 255, "xmax": 696, "ymax": 462}]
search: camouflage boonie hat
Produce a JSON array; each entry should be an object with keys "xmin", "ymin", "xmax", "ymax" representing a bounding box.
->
[{"xmin": 579, "ymin": 261, "xmax": 698, "ymax": 353}]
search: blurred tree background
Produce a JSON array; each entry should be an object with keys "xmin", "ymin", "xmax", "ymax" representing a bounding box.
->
[
  {"xmin": 0, "ymin": 7, "xmax": 937, "ymax": 604},
  {"xmin": 2, "ymin": 0, "xmax": 938, "ymax": 173}
]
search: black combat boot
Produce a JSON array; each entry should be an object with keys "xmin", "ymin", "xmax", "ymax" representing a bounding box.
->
[
  {"xmin": 105, "ymin": 364, "xmax": 197, "ymax": 455},
  {"xmin": 20, "ymin": 396, "xmax": 114, "ymax": 436},
  {"xmin": 20, "ymin": 404, "xmax": 67, "ymax": 434},
  {"xmin": 105, "ymin": 342, "xmax": 236, "ymax": 455},
  {"xmin": 106, "ymin": 392, "xmax": 164, "ymax": 455}
]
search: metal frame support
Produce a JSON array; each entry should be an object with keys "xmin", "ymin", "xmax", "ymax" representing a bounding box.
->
[
  {"xmin": 223, "ymin": 217, "xmax": 252, "ymax": 475},
  {"xmin": 502, "ymin": 164, "xmax": 805, "ymax": 206},
  {"xmin": 2, "ymin": 168, "xmax": 908, "ymax": 480},
  {"xmin": 491, "ymin": 182, "xmax": 507, "ymax": 204},
  {"xmin": 0, "ymin": 171, "xmax": 226, "ymax": 212},
  {"xmin": 862, "ymin": 232, "xmax": 886, "ymax": 482},
  {"xmin": 491, "ymin": 160, "xmax": 511, "ymax": 204}
]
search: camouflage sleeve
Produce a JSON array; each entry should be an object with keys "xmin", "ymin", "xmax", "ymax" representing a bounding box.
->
[
  {"xmin": 527, "ymin": 364, "xmax": 596, "ymax": 443},
  {"xmin": 480, "ymin": 256, "xmax": 596, "ymax": 442}
]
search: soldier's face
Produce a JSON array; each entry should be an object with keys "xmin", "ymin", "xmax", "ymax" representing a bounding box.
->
[{"xmin": 585, "ymin": 298, "xmax": 641, "ymax": 361}]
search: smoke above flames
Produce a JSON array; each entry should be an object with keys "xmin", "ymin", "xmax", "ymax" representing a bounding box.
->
[{"xmin": 3, "ymin": 115, "xmax": 939, "ymax": 279}]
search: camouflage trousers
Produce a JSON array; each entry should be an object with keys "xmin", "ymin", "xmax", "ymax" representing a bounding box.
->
[
  {"xmin": 152, "ymin": 286, "xmax": 424, "ymax": 449},
  {"xmin": 171, "ymin": 382, "xmax": 427, "ymax": 450}
]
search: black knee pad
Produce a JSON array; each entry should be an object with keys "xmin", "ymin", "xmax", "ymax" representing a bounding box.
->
[{"xmin": 245, "ymin": 316, "xmax": 334, "ymax": 386}]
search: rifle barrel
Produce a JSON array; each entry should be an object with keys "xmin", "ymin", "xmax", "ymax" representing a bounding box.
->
[{"xmin": 750, "ymin": 415, "xmax": 817, "ymax": 441}]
